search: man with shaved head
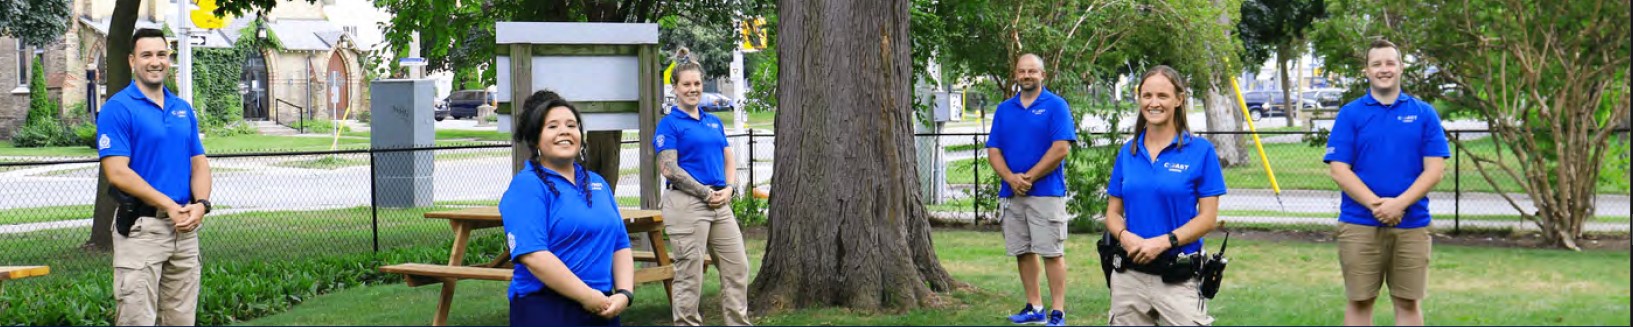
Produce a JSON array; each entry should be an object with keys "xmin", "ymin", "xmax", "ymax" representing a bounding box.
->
[{"xmin": 987, "ymin": 53, "xmax": 1076, "ymax": 326}]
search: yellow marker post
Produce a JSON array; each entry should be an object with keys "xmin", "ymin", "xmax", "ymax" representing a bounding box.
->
[{"xmin": 1229, "ymin": 77, "xmax": 1285, "ymax": 210}]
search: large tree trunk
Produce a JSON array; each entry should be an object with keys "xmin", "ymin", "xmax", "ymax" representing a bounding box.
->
[
  {"xmin": 85, "ymin": 0, "xmax": 142, "ymax": 251},
  {"xmin": 1203, "ymin": 87, "xmax": 1247, "ymax": 166},
  {"xmin": 750, "ymin": 0, "xmax": 958, "ymax": 313}
]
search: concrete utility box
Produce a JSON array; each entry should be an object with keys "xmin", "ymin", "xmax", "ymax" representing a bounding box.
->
[
  {"xmin": 370, "ymin": 79, "xmax": 436, "ymax": 208},
  {"xmin": 495, "ymin": 22, "xmax": 663, "ymax": 209}
]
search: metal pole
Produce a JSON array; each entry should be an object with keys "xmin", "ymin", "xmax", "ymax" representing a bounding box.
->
[
  {"xmin": 1453, "ymin": 131, "xmax": 1461, "ymax": 234},
  {"xmin": 748, "ymin": 129, "xmax": 756, "ymax": 217},
  {"xmin": 370, "ymin": 148, "xmax": 380, "ymax": 253},
  {"xmin": 973, "ymin": 134, "xmax": 980, "ymax": 224}
]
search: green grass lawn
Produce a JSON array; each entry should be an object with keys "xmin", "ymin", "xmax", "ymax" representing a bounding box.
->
[
  {"xmin": 716, "ymin": 110, "xmax": 777, "ymax": 130},
  {"xmin": 1218, "ymin": 209, "xmax": 1632, "ymax": 224},
  {"xmin": 0, "ymin": 141, "xmax": 97, "ymax": 157},
  {"xmin": 1226, "ymin": 138, "xmax": 1630, "ymax": 194},
  {"xmin": 239, "ymin": 229, "xmax": 1629, "ymax": 326},
  {"xmin": 0, "ymin": 205, "xmax": 96, "ymax": 225}
]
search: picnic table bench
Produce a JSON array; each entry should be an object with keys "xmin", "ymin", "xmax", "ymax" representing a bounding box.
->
[
  {"xmin": 0, "ymin": 266, "xmax": 50, "ymax": 316},
  {"xmin": 380, "ymin": 207, "xmax": 704, "ymax": 326}
]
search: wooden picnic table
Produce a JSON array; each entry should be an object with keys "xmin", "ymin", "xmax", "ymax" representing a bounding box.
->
[
  {"xmin": 0, "ymin": 266, "xmax": 50, "ymax": 315},
  {"xmin": 389, "ymin": 207, "xmax": 674, "ymax": 326}
]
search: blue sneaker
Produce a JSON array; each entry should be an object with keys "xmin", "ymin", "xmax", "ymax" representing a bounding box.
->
[
  {"xmin": 1009, "ymin": 304, "xmax": 1046, "ymax": 324},
  {"xmin": 1045, "ymin": 310, "xmax": 1065, "ymax": 326}
]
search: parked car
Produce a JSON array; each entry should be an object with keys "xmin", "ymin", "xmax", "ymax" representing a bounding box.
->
[
  {"xmin": 1238, "ymin": 91, "xmax": 1285, "ymax": 121},
  {"xmin": 444, "ymin": 90, "xmax": 494, "ymax": 120},
  {"xmin": 433, "ymin": 98, "xmax": 450, "ymax": 121},
  {"xmin": 699, "ymin": 92, "xmax": 735, "ymax": 112},
  {"xmin": 1301, "ymin": 88, "xmax": 1346, "ymax": 110}
]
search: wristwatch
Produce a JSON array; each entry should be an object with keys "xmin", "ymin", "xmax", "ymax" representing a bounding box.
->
[
  {"xmin": 192, "ymin": 199, "xmax": 213, "ymax": 214},
  {"xmin": 1167, "ymin": 233, "xmax": 1179, "ymax": 249},
  {"xmin": 613, "ymin": 289, "xmax": 634, "ymax": 304}
]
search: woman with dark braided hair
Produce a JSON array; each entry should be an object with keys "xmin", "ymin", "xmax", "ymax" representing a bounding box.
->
[{"xmin": 499, "ymin": 90, "xmax": 635, "ymax": 326}]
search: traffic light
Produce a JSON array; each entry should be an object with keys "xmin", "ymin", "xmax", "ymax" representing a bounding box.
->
[{"xmin": 739, "ymin": 17, "xmax": 768, "ymax": 51}]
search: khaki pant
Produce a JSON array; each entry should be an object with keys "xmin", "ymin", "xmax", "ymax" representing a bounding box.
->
[
  {"xmin": 1108, "ymin": 270, "xmax": 1213, "ymax": 326},
  {"xmin": 1001, "ymin": 196, "xmax": 1068, "ymax": 257},
  {"xmin": 662, "ymin": 189, "xmax": 752, "ymax": 326},
  {"xmin": 112, "ymin": 212, "xmax": 201, "ymax": 326},
  {"xmin": 1337, "ymin": 223, "xmax": 1432, "ymax": 301}
]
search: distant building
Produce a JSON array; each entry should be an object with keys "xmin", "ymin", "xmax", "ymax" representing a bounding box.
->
[{"xmin": 1, "ymin": 0, "xmax": 378, "ymax": 139}]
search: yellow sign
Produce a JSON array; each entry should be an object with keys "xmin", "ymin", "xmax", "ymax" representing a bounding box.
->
[
  {"xmin": 739, "ymin": 17, "xmax": 768, "ymax": 51},
  {"xmin": 190, "ymin": 0, "xmax": 226, "ymax": 29}
]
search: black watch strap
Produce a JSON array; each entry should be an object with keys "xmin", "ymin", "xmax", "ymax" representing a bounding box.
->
[
  {"xmin": 193, "ymin": 199, "xmax": 212, "ymax": 214},
  {"xmin": 614, "ymin": 289, "xmax": 634, "ymax": 304},
  {"xmin": 1168, "ymin": 233, "xmax": 1179, "ymax": 249}
]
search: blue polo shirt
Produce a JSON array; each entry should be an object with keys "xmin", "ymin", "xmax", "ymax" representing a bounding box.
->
[
  {"xmin": 1106, "ymin": 132, "xmax": 1227, "ymax": 255},
  {"xmin": 499, "ymin": 161, "xmax": 630, "ymax": 299},
  {"xmin": 985, "ymin": 87, "xmax": 1077, "ymax": 197},
  {"xmin": 96, "ymin": 83, "xmax": 206, "ymax": 205},
  {"xmin": 654, "ymin": 107, "xmax": 730, "ymax": 187},
  {"xmin": 1324, "ymin": 92, "xmax": 1450, "ymax": 229}
]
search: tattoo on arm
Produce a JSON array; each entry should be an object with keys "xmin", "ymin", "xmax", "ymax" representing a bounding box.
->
[{"xmin": 659, "ymin": 150, "xmax": 714, "ymax": 199}]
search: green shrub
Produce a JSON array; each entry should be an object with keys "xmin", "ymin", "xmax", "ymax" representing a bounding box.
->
[
  {"xmin": 0, "ymin": 236, "xmax": 503, "ymax": 326},
  {"xmin": 73, "ymin": 120, "xmax": 97, "ymax": 148},
  {"xmin": 290, "ymin": 120, "xmax": 350, "ymax": 134},
  {"xmin": 1063, "ymin": 111, "xmax": 1124, "ymax": 234},
  {"xmin": 11, "ymin": 121, "xmax": 71, "ymax": 148},
  {"xmin": 732, "ymin": 196, "xmax": 768, "ymax": 227}
]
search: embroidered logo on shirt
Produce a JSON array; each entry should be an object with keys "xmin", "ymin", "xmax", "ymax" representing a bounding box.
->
[
  {"xmin": 172, "ymin": 110, "xmax": 188, "ymax": 119},
  {"xmin": 99, "ymin": 134, "xmax": 111, "ymax": 150},
  {"xmin": 1164, "ymin": 162, "xmax": 1191, "ymax": 173},
  {"xmin": 506, "ymin": 233, "xmax": 516, "ymax": 252},
  {"xmin": 591, "ymin": 182, "xmax": 605, "ymax": 191},
  {"xmin": 656, "ymin": 135, "xmax": 666, "ymax": 148},
  {"xmin": 1032, "ymin": 108, "xmax": 1046, "ymax": 115},
  {"xmin": 1397, "ymin": 115, "xmax": 1417, "ymax": 123},
  {"xmin": 1326, "ymin": 146, "xmax": 1337, "ymax": 155},
  {"xmin": 708, "ymin": 122, "xmax": 721, "ymax": 129}
]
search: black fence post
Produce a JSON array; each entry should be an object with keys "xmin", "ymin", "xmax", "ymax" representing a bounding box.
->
[
  {"xmin": 1453, "ymin": 131, "xmax": 1461, "ymax": 235},
  {"xmin": 973, "ymin": 134, "xmax": 981, "ymax": 224},
  {"xmin": 370, "ymin": 148, "xmax": 380, "ymax": 254},
  {"xmin": 748, "ymin": 129, "xmax": 756, "ymax": 217}
]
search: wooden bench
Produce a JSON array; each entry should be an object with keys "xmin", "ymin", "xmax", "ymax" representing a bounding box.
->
[
  {"xmin": 382, "ymin": 207, "xmax": 673, "ymax": 326},
  {"xmin": 379, "ymin": 262, "xmax": 681, "ymax": 288},
  {"xmin": 0, "ymin": 266, "xmax": 50, "ymax": 316}
]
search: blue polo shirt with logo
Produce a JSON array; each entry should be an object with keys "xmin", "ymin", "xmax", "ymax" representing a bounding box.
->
[
  {"xmin": 1106, "ymin": 132, "xmax": 1227, "ymax": 255},
  {"xmin": 499, "ymin": 161, "xmax": 629, "ymax": 299},
  {"xmin": 654, "ymin": 107, "xmax": 731, "ymax": 187},
  {"xmin": 1324, "ymin": 92, "xmax": 1450, "ymax": 229},
  {"xmin": 985, "ymin": 87, "xmax": 1078, "ymax": 197},
  {"xmin": 96, "ymin": 83, "xmax": 206, "ymax": 205}
]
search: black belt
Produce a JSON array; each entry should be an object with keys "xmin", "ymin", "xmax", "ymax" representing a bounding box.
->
[{"xmin": 668, "ymin": 184, "xmax": 730, "ymax": 191}]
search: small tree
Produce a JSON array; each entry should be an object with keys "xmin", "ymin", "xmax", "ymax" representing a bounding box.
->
[{"xmin": 12, "ymin": 57, "xmax": 70, "ymax": 148}]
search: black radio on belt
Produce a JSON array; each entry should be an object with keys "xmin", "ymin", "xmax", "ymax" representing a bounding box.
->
[{"xmin": 1198, "ymin": 230, "xmax": 1231, "ymax": 299}]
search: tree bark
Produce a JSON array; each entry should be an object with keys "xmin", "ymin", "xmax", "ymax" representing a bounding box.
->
[
  {"xmin": 85, "ymin": 0, "xmax": 142, "ymax": 251},
  {"xmin": 1203, "ymin": 87, "xmax": 1247, "ymax": 166},
  {"xmin": 581, "ymin": 131, "xmax": 623, "ymax": 191},
  {"xmin": 1278, "ymin": 50, "xmax": 1294, "ymax": 128},
  {"xmin": 750, "ymin": 0, "xmax": 958, "ymax": 313}
]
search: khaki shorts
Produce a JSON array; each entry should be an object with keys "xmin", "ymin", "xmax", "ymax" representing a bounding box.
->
[
  {"xmin": 1001, "ymin": 196, "xmax": 1068, "ymax": 257},
  {"xmin": 1107, "ymin": 270, "xmax": 1214, "ymax": 326},
  {"xmin": 1337, "ymin": 223, "xmax": 1432, "ymax": 301}
]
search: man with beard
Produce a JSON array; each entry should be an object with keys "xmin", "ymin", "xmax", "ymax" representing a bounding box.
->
[
  {"xmin": 986, "ymin": 53, "xmax": 1076, "ymax": 326},
  {"xmin": 98, "ymin": 28, "xmax": 213, "ymax": 326}
]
